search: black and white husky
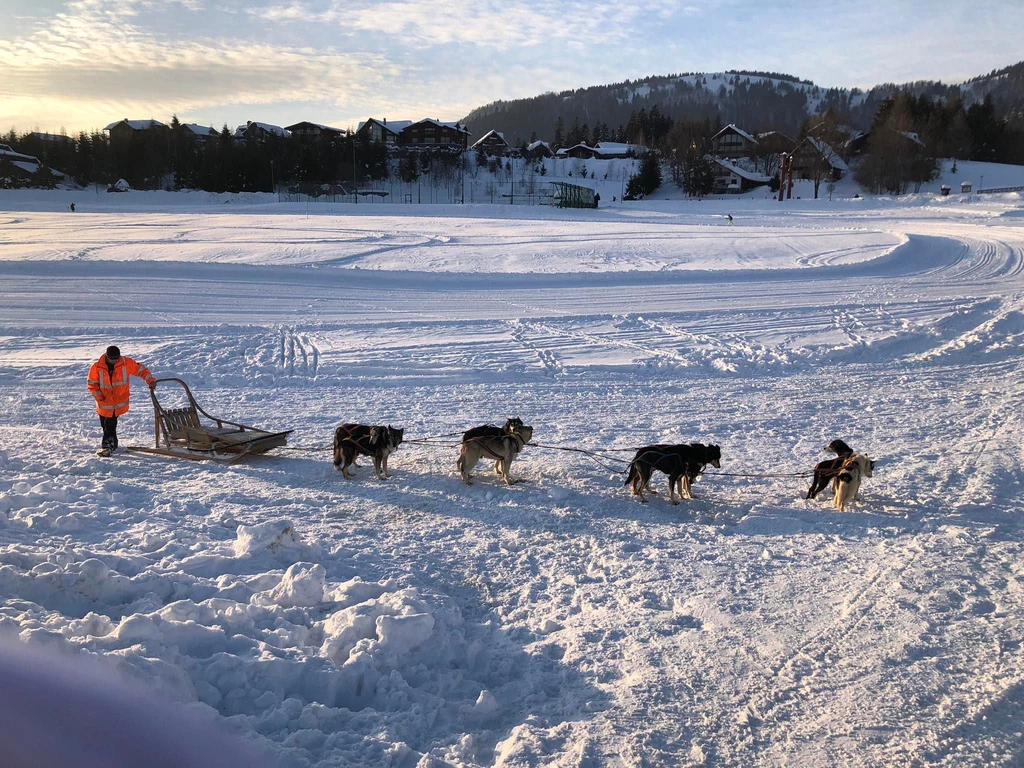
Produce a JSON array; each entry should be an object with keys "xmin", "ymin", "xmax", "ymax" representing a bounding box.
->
[{"xmin": 333, "ymin": 423, "xmax": 404, "ymax": 480}]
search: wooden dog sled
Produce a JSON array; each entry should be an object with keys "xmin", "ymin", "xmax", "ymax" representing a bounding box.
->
[{"xmin": 126, "ymin": 378, "xmax": 292, "ymax": 463}]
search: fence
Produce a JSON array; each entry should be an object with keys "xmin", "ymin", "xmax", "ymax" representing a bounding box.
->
[
  {"xmin": 977, "ymin": 186, "xmax": 1024, "ymax": 194},
  {"xmin": 277, "ymin": 178, "xmax": 558, "ymax": 206}
]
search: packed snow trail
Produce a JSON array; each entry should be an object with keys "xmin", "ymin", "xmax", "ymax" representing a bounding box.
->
[{"xmin": 1, "ymin": 194, "xmax": 1024, "ymax": 767}]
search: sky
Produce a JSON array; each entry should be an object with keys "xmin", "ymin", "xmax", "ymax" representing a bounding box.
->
[{"xmin": 1, "ymin": 0, "xmax": 1021, "ymax": 135}]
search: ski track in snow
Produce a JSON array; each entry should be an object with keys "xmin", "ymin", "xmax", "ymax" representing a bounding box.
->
[{"xmin": 1, "ymin": 194, "xmax": 1024, "ymax": 766}]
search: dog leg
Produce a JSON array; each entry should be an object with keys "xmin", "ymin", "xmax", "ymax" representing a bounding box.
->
[
  {"xmin": 382, "ymin": 453, "xmax": 391, "ymax": 479},
  {"xmin": 681, "ymin": 475, "xmax": 693, "ymax": 500},
  {"xmin": 502, "ymin": 459, "xmax": 519, "ymax": 485},
  {"xmin": 458, "ymin": 448, "xmax": 477, "ymax": 485}
]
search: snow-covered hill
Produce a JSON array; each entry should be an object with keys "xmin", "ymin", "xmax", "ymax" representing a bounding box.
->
[{"xmin": 464, "ymin": 61, "xmax": 1024, "ymax": 145}]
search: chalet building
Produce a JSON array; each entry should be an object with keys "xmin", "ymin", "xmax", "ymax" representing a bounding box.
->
[
  {"xmin": 27, "ymin": 132, "xmax": 73, "ymax": 144},
  {"xmin": 181, "ymin": 124, "xmax": 219, "ymax": 142},
  {"xmin": 711, "ymin": 124, "xmax": 758, "ymax": 159},
  {"xmin": 104, "ymin": 119, "xmax": 169, "ymax": 143},
  {"xmin": 0, "ymin": 143, "xmax": 62, "ymax": 184},
  {"xmin": 711, "ymin": 157, "xmax": 770, "ymax": 194},
  {"xmin": 471, "ymin": 130, "xmax": 510, "ymax": 156},
  {"xmin": 286, "ymin": 122, "xmax": 345, "ymax": 141},
  {"xmin": 594, "ymin": 142, "xmax": 637, "ymax": 159},
  {"xmin": 556, "ymin": 143, "xmax": 598, "ymax": 159},
  {"xmin": 791, "ymin": 137, "xmax": 848, "ymax": 181},
  {"xmin": 356, "ymin": 118, "xmax": 412, "ymax": 147},
  {"xmin": 523, "ymin": 140, "xmax": 555, "ymax": 159},
  {"xmin": 235, "ymin": 121, "xmax": 290, "ymax": 141},
  {"xmin": 402, "ymin": 119, "xmax": 470, "ymax": 151},
  {"xmin": 755, "ymin": 131, "xmax": 796, "ymax": 154},
  {"xmin": 846, "ymin": 130, "xmax": 871, "ymax": 156}
]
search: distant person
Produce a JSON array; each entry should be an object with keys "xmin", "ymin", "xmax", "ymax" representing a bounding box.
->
[
  {"xmin": 727, "ymin": 213, "xmax": 733, "ymax": 225},
  {"xmin": 69, "ymin": 202, "xmax": 75, "ymax": 212},
  {"xmin": 87, "ymin": 346, "xmax": 156, "ymax": 457},
  {"xmin": 593, "ymin": 192, "xmax": 601, "ymax": 209}
]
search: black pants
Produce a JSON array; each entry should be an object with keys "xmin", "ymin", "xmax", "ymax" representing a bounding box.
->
[{"xmin": 99, "ymin": 415, "xmax": 118, "ymax": 451}]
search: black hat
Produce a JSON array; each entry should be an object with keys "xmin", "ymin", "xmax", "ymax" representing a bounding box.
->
[{"xmin": 106, "ymin": 345, "xmax": 121, "ymax": 360}]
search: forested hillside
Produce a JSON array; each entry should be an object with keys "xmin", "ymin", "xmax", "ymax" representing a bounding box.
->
[{"xmin": 463, "ymin": 61, "xmax": 1024, "ymax": 147}]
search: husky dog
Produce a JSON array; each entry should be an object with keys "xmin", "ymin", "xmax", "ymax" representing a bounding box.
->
[
  {"xmin": 333, "ymin": 423, "xmax": 404, "ymax": 480},
  {"xmin": 833, "ymin": 453, "xmax": 875, "ymax": 511},
  {"xmin": 625, "ymin": 443, "xmax": 722, "ymax": 504},
  {"xmin": 806, "ymin": 439, "xmax": 856, "ymax": 500},
  {"xmin": 458, "ymin": 418, "xmax": 533, "ymax": 485}
]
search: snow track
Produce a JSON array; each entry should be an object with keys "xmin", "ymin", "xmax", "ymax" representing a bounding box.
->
[{"xmin": 2, "ymin": 195, "xmax": 1024, "ymax": 766}]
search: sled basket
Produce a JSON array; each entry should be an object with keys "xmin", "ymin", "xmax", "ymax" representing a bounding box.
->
[{"xmin": 127, "ymin": 378, "xmax": 292, "ymax": 463}]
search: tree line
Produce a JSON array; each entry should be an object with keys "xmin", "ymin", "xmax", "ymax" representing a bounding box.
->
[{"xmin": 2, "ymin": 116, "xmax": 395, "ymax": 192}]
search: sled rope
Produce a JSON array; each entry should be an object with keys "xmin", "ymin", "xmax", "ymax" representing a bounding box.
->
[
  {"xmin": 293, "ymin": 433, "xmax": 824, "ymax": 478},
  {"xmin": 704, "ymin": 470, "xmax": 815, "ymax": 478},
  {"xmin": 525, "ymin": 442, "xmax": 632, "ymax": 472}
]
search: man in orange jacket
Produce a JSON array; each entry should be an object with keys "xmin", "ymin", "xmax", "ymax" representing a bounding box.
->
[{"xmin": 86, "ymin": 346, "xmax": 156, "ymax": 456}]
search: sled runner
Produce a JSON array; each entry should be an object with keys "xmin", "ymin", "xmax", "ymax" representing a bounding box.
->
[{"xmin": 126, "ymin": 378, "xmax": 292, "ymax": 463}]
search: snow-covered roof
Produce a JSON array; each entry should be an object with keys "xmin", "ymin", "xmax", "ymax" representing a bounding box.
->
[
  {"xmin": 285, "ymin": 121, "xmax": 343, "ymax": 133},
  {"xmin": 471, "ymin": 130, "xmax": 508, "ymax": 149},
  {"xmin": 235, "ymin": 122, "xmax": 290, "ymax": 138},
  {"xmin": 28, "ymin": 132, "xmax": 73, "ymax": 142},
  {"xmin": 710, "ymin": 156, "xmax": 770, "ymax": 182},
  {"xmin": 104, "ymin": 119, "xmax": 168, "ymax": 131},
  {"xmin": 807, "ymin": 137, "xmax": 849, "ymax": 171},
  {"xmin": 357, "ymin": 119, "xmax": 413, "ymax": 136},
  {"xmin": 182, "ymin": 124, "xmax": 219, "ymax": 137},
  {"xmin": 901, "ymin": 131, "xmax": 925, "ymax": 147},
  {"xmin": 712, "ymin": 124, "xmax": 758, "ymax": 144},
  {"xmin": 557, "ymin": 143, "xmax": 598, "ymax": 154},
  {"xmin": 594, "ymin": 142, "xmax": 638, "ymax": 156},
  {"xmin": 409, "ymin": 118, "xmax": 470, "ymax": 134},
  {"xmin": 9, "ymin": 160, "xmax": 40, "ymax": 174},
  {"xmin": 527, "ymin": 140, "xmax": 551, "ymax": 151},
  {"xmin": 756, "ymin": 131, "xmax": 795, "ymax": 144},
  {"xmin": 0, "ymin": 145, "xmax": 40, "ymax": 164}
]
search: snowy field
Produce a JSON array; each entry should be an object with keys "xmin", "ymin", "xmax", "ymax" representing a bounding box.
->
[{"xmin": 2, "ymin": 189, "xmax": 1024, "ymax": 766}]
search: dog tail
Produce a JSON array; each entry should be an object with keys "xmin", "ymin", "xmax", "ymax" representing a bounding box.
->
[{"xmin": 624, "ymin": 460, "xmax": 638, "ymax": 487}]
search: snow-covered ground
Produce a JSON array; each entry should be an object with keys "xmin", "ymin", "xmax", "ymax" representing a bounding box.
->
[{"xmin": 2, "ymin": 190, "xmax": 1024, "ymax": 766}]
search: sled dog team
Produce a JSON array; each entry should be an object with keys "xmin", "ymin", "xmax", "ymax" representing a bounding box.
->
[{"xmin": 332, "ymin": 419, "xmax": 875, "ymax": 510}]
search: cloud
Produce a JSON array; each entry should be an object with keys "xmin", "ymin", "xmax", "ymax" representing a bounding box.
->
[
  {"xmin": 251, "ymin": 0, "xmax": 668, "ymax": 51},
  {"xmin": 0, "ymin": 0, "xmax": 396, "ymax": 129}
]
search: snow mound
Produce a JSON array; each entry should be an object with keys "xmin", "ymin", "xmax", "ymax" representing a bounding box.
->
[
  {"xmin": 234, "ymin": 520, "xmax": 305, "ymax": 558},
  {"xmin": 259, "ymin": 562, "xmax": 326, "ymax": 607}
]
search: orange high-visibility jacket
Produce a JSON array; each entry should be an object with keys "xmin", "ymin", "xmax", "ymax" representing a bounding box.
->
[{"xmin": 87, "ymin": 356, "xmax": 155, "ymax": 417}]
